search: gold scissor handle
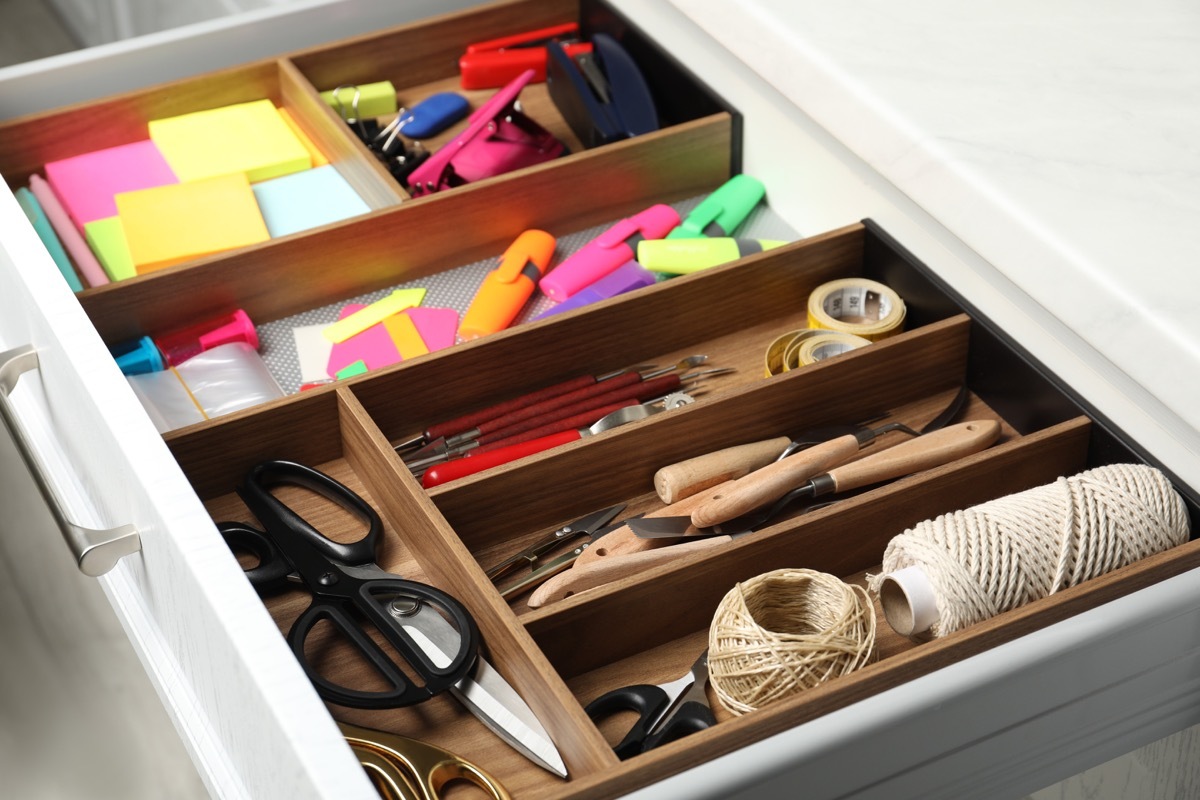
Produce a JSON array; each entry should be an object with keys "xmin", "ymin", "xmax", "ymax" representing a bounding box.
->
[{"xmin": 341, "ymin": 722, "xmax": 512, "ymax": 800}]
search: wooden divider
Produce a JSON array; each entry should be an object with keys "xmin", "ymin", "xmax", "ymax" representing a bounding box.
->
[{"xmin": 336, "ymin": 386, "xmax": 621, "ymax": 784}]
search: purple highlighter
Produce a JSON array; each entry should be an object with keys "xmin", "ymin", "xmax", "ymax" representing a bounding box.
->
[{"xmin": 533, "ymin": 261, "xmax": 657, "ymax": 320}]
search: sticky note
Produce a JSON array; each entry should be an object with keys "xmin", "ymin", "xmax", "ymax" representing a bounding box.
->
[
  {"xmin": 149, "ymin": 99, "xmax": 312, "ymax": 183},
  {"xmin": 29, "ymin": 175, "xmax": 109, "ymax": 287},
  {"xmin": 292, "ymin": 323, "xmax": 335, "ymax": 383},
  {"xmin": 252, "ymin": 165, "xmax": 369, "ymax": 238},
  {"xmin": 16, "ymin": 187, "xmax": 82, "ymax": 291},
  {"xmin": 84, "ymin": 217, "xmax": 136, "ymax": 282},
  {"xmin": 322, "ymin": 288, "xmax": 426, "ymax": 344},
  {"xmin": 277, "ymin": 107, "xmax": 329, "ymax": 167},
  {"xmin": 44, "ymin": 139, "xmax": 177, "ymax": 232},
  {"xmin": 320, "ymin": 81, "xmax": 398, "ymax": 120},
  {"xmin": 326, "ymin": 305, "xmax": 402, "ymax": 376},
  {"xmin": 116, "ymin": 173, "xmax": 270, "ymax": 273},
  {"xmin": 335, "ymin": 361, "xmax": 370, "ymax": 380},
  {"xmin": 408, "ymin": 307, "xmax": 459, "ymax": 352},
  {"xmin": 383, "ymin": 313, "xmax": 429, "ymax": 359}
]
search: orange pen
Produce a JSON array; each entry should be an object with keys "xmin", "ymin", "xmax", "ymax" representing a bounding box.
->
[{"xmin": 459, "ymin": 229, "xmax": 556, "ymax": 340}]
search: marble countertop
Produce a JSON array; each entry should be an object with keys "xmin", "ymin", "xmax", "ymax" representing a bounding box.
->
[{"xmin": 667, "ymin": 0, "xmax": 1200, "ymax": 438}]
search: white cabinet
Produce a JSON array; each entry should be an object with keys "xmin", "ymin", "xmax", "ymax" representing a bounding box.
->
[{"xmin": 2, "ymin": 3, "xmax": 1199, "ymax": 799}]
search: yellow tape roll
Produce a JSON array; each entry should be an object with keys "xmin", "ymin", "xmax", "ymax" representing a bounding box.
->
[
  {"xmin": 807, "ymin": 278, "xmax": 906, "ymax": 341},
  {"xmin": 763, "ymin": 329, "xmax": 871, "ymax": 376}
]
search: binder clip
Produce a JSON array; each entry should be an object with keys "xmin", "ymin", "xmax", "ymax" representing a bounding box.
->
[
  {"xmin": 459, "ymin": 22, "xmax": 593, "ymax": 90},
  {"xmin": 546, "ymin": 33, "xmax": 659, "ymax": 149},
  {"xmin": 407, "ymin": 69, "xmax": 566, "ymax": 196},
  {"xmin": 327, "ymin": 85, "xmax": 381, "ymax": 142}
]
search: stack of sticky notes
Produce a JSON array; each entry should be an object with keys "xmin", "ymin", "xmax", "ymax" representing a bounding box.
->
[
  {"xmin": 290, "ymin": 289, "xmax": 461, "ymax": 384},
  {"xmin": 27, "ymin": 98, "xmax": 372, "ymax": 290}
]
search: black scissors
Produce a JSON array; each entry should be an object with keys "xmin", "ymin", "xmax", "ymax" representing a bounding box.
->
[
  {"xmin": 217, "ymin": 460, "xmax": 480, "ymax": 709},
  {"xmin": 585, "ymin": 649, "xmax": 716, "ymax": 760}
]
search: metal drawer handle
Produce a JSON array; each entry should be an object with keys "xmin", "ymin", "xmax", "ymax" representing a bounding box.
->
[{"xmin": 0, "ymin": 345, "xmax": 141, "ymax": 576}]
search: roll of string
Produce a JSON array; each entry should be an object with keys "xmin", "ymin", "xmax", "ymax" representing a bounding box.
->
[
  {"xmin": 708, "ymin": 569, "xmax": 876, "ymax": 715},
  {"xmin": 868, "ymin": 463, "xmax": 1190, "ymax": 639}
]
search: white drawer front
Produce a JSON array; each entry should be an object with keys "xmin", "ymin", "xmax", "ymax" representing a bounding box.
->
[{"xmin": 0, "ymin": 189, "xmax": 373, "ymax": 799}]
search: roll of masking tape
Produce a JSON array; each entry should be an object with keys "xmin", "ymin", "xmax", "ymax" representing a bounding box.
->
[
  {"xmin": 764, "ymin": 329, "xmax": 871, "ymax": 376},
  {"xmin": 807, "ymin": 278, "xmax": 906, "ymax": 341}
]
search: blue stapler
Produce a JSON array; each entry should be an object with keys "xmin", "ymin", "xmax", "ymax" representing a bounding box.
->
[{"xmin": 546, "ymin": 33, "xmax": 659, "ymax": 148}]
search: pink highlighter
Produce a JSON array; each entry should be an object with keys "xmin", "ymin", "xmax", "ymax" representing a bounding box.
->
[{"xmin": 538, "ymin": 204, "xmax": 680, "ymax": 301}]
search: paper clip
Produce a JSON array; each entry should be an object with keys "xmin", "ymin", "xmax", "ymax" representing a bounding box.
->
[{"xmin": 460, "ymin": 22, "xmax": 593, "ymax": 90}]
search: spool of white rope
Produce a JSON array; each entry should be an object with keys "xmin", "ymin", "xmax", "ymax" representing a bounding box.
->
[{"xmin": 869, "ymin": 463, "xmax": 1190, "ymax": 638}]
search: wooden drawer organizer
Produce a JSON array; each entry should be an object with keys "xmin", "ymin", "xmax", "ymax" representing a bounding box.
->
[{"xmin": 5, "ymin": 2, "xmax": 1200, "ymax": 799}]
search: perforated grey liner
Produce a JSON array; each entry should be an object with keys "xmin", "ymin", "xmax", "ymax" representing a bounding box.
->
[{"xmin": 257, "ymin": 195, "xmax": 800, "ymax": 394}]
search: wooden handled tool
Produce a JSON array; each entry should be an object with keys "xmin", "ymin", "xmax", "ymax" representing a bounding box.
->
[
  {"xmin": 690, "ymin": 434, "xmax": 862, "ymax": 528},
  {"xmin": 653, "ymin": 436, "xmax": 791, "ymax": 504},
  {"xmin": 572, "ymin": 481, "xmax": 735, "ymax": 567}
]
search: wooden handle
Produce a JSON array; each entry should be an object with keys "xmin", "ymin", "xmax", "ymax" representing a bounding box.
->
[
  {"xmin": 690, "ymin": 434, "xmax": 861, "ymax": 528},
  {"xmin": 653, "ymin": 436, "xmax": 791, "ymax": 503},
  {"xmin": 473, "ymin": 371, "xmax": 642, "ymax": 437},
  {"xmin": 527, "ymin": 536, "xmax": 730, "ymax": 607},
  {"xmin": 827, "ymin": 420, "xmax": 1001, "ymax": 493},
  {"xmin": 573, "ymin": 481, "xmax": 735, "ymax": 567},
  {"xmin": 475, "ymin": 400, "xmax": 633, "ymax": 452}
]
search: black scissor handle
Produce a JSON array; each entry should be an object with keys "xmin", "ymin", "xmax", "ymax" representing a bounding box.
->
[
  {"xmin": 640, "ymin": 699, "xmax": 716, "ymax": 752},
  {"xmin": 584, "ymin": 684, "xmax": 668, "ymax": 760},
  {"xmin": 290, "ymin": 578, "xmax": 479, "ymax": 709},
  {"xmin": 242, "ymin": 460, "xmax": 379, "ymax": 566},
  {"xmin": 216, "ymin": 520, "xmax": 293, "ymax": 592}
]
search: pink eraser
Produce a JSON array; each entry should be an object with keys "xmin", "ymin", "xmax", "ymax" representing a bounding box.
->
[
  {"xmin": 538, "ymin": 204, "xmax": 679, "ymax": 301},
  {"xmin": 44, "ymin": 140, "xmax": 177, "ymax": 233},
  {"xmin": 29, "ymin": 175, "xmax": 110, "ymax": 288}
]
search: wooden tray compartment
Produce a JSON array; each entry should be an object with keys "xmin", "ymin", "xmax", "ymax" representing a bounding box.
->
[{"xmin": 288, "ymin": 0, "xmax": 738, "ymax": 197}]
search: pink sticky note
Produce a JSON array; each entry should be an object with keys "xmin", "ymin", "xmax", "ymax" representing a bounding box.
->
[
  {"xmin": 326, "ymin": 305, "xmax": 402, "ymax": 376},
  {"xmin": 408, "ymin": 307, "xmax": 460, "ymax": 352},
  {"xmin": 44, "ymin": 140, "xmax": 177, "ymax": 233},
  {"xmin": 29, "ymin": 175, "xmax": 110, "ymax": 288}
]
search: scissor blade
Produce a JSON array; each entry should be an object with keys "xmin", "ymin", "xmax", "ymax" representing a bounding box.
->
[{"xmin": 402, "ymin": 613, "xmax": 568, "ymax": 778}]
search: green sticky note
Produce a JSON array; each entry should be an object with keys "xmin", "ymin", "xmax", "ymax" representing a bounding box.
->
[
  {"xmin": 84, "ymin": 217, "xmax": 137, "ymax": 282},
  {"xmin": 335, "ymin": 360, "xmax": 369, "ymax": 379}
]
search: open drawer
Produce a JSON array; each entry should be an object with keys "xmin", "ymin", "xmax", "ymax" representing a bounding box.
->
[{"xmin": 3, "ymin": 1, "xmax": 1200, "ymax": 799}]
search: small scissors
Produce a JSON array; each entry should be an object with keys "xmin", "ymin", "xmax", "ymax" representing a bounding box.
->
[
  {"xmin": 342, "ymin": 721, "xmax": 511, "ymax": 800},
  {"xmin": 218, "ymin": 460, "xmax": 480, "ymax": 709},
  {"xmin": 585, "ymin": 649, "xmax": 717, "ymax": 760}
]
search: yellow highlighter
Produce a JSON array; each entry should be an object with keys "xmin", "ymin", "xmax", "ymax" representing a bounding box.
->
[
  {"xmin": 637, "ymin": 237, "xmax": 787, "ymax": 275},
  {"xmin": 459, "ymin": 229, "xmax": 556, "ymax": 340}
]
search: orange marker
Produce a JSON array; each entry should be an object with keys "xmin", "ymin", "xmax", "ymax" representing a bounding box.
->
[{"xmin": 459, "ymin": 229, "xmax": 556, "ymax": 340}]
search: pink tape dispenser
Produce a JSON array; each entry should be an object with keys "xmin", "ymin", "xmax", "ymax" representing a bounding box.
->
[{"xmin": 407, "ymin": 69, "xmax": 566, "ymax": 196}]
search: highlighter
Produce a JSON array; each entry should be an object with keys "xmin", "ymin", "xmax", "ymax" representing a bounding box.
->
[
  {"xmin": 533, "ymin": 260, "xmax": 656, "ymax": 320},
  {"xmin": 637, "ymin": 238, "xmax": 786, "ymax": 275},
  {"xmin": 538, "ymin": 204, "xmax": 679, "ymax": 301},
  {"xmin": 459, "ymin": 229, "xmax": 557, "ymax": 340},
  {"xmin": 667, "ymin": 174, "xmax": 766, "ymax": 239}
]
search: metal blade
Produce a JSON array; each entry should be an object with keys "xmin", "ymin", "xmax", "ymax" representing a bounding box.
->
[
  {"xmin": 484, "ymin": 504, "xmax": 625, "ymax": 582},
  {"xmin": 921, "ymin": 384, "xmax": 969, "ymax": 434},
  {"xmin": 403, "ymin": 615, "xmax": 567, "ymax": 778},
  {"xmin": 626, "ymin": 516, "xmax": 699, "ymax": 538}
]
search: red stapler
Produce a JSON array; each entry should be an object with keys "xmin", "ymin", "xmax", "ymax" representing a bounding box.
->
[{"xmin": 459, "ymin": 22, "xmax": 593, "ymax": 90}]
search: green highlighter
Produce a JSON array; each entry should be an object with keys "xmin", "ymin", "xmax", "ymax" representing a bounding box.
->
[
  {"xmin": 637, "ymin": 237, "xmax": 787, "ymax": 275},
  {"xmin": 15, "ymin": 187, "xmax": 83, "ymax": 291},
  {"xmin": 667, "ymin": 173, "xmax": 766, "ymax": 239}
]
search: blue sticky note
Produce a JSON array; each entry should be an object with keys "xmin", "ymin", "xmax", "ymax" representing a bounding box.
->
[
  {"xmin": 251, "ymin": 165, "xmax": 370, "ymax": 238},
  {"xmin": 16, "ymin": 187, "xmax": 83, "ymax": 291}
]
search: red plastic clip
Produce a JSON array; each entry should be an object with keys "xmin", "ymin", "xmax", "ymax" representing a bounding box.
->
[{"xmin": 459, "ymin": 22, "xmax": 593, "ymax": 90}]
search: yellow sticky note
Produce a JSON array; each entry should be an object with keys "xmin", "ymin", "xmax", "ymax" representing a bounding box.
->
[
  {"xmin": 84, "ymin": 216, "xmax": 136, "ymax": 281},
  {"xmin": 383, "ymin": 313, "xmax": 430, "ymax": 359},
  {"xmin": 277, "ymin": 107, "xmax": 329, "ymax": 167},
  {"xmin": 116, "ymin": 174, "xmax": 270, "ymax": 273},
  {"xmin": 149, "ymin": 99, "xmax": 312, "ymax": 183},
  {"xmin": 323, "ymin": 289, "xmax": 427, "ymax": 344}
]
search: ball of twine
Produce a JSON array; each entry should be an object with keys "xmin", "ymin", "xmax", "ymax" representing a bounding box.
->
[
  {"xmin": 708, "ymin": 569, "xmax": 876, "ymax": 715},
  {"xmin": 868, "ymin": 463, "xmax": 1190, "ymax": 638}
]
